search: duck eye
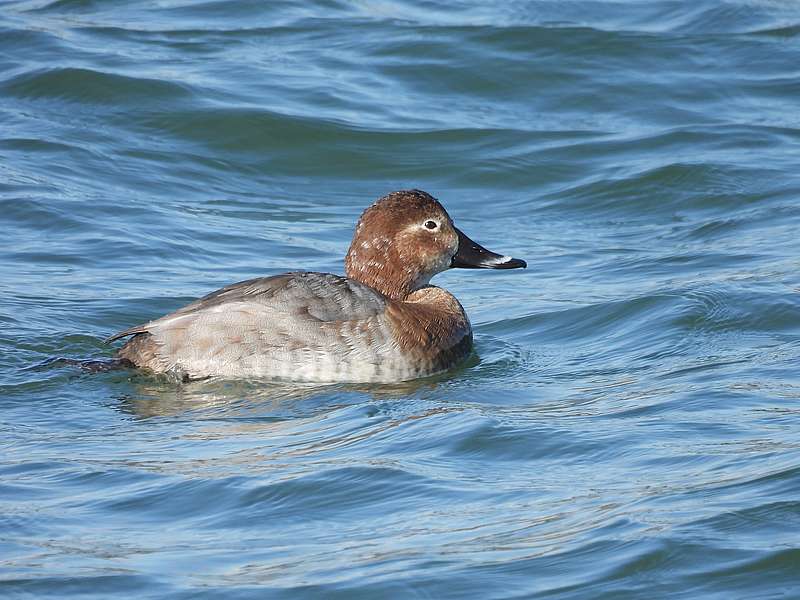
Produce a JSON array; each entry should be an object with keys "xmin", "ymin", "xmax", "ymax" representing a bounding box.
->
[{"xmin": 424, "ymin": 220, "xmax": 438, "ymax": 230}]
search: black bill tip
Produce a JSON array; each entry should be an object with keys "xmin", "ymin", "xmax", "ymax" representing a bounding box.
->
[
  {"xmin": 450, "ymin": 227, "xmax": 527, "ymax": 270},
  {"xmin": 487, "ymin": 256, "xmax": 528, "ymax": 269}
]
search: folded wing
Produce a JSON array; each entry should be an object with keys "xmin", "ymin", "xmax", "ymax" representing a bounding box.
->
[{"xmin": 107, "ymin": 272, "xmax": 394, "ymax": 380}]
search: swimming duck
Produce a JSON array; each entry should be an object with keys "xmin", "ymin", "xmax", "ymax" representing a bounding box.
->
[{"xmin": 107, "ymin": 190, "xmax": 526, "ymax": 382}]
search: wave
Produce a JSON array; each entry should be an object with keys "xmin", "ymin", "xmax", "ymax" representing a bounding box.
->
[{"xmin": 1, "ymin": 66, "xmax": 195, "ymax": 105}]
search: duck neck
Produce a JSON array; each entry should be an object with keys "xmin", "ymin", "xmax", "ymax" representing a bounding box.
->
[{"xmin": 345, "ymin": 248, "xmax": 424, "ymax": 301}]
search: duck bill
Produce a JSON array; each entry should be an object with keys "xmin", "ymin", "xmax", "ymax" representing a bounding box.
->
[{"xmin": 450, "ymin": 227, "xmax": 527, "ymax": 269}]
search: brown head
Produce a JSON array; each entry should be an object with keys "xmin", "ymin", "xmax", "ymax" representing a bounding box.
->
[{"xmin": 345, "ymin": 190, "xmax": 526, "ymax": 300}]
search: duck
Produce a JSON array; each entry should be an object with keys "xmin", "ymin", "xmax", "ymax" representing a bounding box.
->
[{"xmin": 107, "ymin": 190, "xmax": 526, "ymax": 382}]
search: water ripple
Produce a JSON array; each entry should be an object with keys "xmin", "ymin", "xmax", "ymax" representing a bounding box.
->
[{"xmin": 3, "ymin": 0, "xmax": 800, "ymax": 597}]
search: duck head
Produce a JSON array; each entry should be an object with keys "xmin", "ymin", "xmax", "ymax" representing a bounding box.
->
[{"xmin": 345, "ymin": 190, "xmax": 526, "ymax": 300}]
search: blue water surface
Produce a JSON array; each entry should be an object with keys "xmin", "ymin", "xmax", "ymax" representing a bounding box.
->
[{"xmin": 2, "ymin": 1, "xmax": 800, "ymax": 598}]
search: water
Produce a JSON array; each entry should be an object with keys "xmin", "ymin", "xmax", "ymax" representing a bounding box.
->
[{"xmin": 2, "ymin": 0, "xmax": 800, "ymax": 597}]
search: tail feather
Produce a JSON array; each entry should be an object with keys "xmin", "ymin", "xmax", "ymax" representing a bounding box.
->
[
  {"xmin": 116, "ymin": 332, "xmax": 160, "ymax": 370},
  {"xmin": 105, "ymin": 325, "xmax": 149, "ymax": 344}
]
